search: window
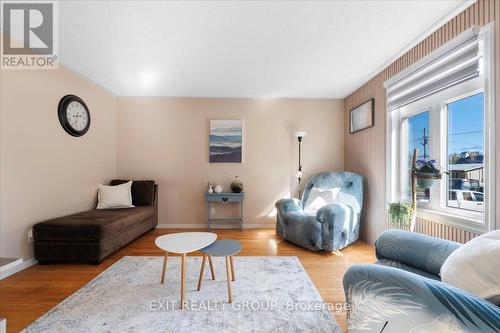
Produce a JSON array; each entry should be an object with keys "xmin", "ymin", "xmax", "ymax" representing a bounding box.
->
[
  {"xmin": 386, "ymin": 25, "xmax": 495, "ymax": 233},
  {"xmin": 398, "ymin": 83, "xmax": 485, "ymax": 217},
  {"xmin": 406, "ymin": 111, "xmax": 430, "ymax": 203},
  {"xmin": 446, "ymin": 93, "xmax": 484, "ymax": 213}
]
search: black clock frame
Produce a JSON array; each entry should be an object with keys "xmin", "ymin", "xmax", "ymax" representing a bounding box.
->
[{"xmin": 58, "ymin": 94, "xmax": 91, "ymax": 137}]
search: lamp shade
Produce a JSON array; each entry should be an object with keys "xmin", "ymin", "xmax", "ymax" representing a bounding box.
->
[{"xmin": 294, "ymin": 131, "xmax": 307, "ymax": 138}]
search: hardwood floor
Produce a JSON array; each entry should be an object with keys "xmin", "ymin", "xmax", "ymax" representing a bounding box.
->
[{"xmin": 0, "ymin": 228, "xmax": 375, "ymax": 332}]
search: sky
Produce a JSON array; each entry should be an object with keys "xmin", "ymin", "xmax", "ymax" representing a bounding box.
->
[
  {"xmin": 447, "ymin": 92, "xmax": 484, "ymax": 154},
  {"xmin": 408, "ymin": 92, "xmax": 484, "ymax": 160},
  {"xmin": 408, "ymin": 111, "xmax": 430, "ymax": 159}
]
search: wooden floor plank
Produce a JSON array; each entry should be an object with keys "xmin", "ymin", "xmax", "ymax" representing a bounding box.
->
[{"xmin": 0, "ymin": 228, "xmax": 375, "ymax": 332}]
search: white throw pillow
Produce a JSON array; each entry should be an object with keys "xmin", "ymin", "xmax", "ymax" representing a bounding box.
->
[
  {"xmin": 440, "ymin": 230, "xmax": 500, "ymax": 304},
  {"xmin": 96, "ymin": 181, "xmax": 135, "ymax": 209},
  {"xmin": 303, "ymin": 187, "xmax": 340, "ymax": 215}
]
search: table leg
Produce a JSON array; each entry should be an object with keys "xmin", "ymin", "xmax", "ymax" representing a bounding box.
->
[
  {"xmin": 207, "ymin": 202, "xmax": 211, "ymax": 231},
  {"xmin": 225, "ymin": 256, "xmax": 232, "ymax": 303},
  {"xmin": 161, "ymin": 251, "xmax": 169, "ymax": 284},
  {"xmin": 229, "ymin": 256, "xmax": 235, "ymax": 281},
  {"xmin": 197, "ymin": 254, "xmax": 207, "ymax": 291},
  {"xmin": 181, "ymin": 253, "xmax": 186, "ymax": 309},
  {"xmin": 208, "ymin": 255, "xmax": 215, "ymax": 280}
]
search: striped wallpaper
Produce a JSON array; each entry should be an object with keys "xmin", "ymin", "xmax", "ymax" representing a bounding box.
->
[{"xmin": 344, "ymin": 0, "xmax": 500, "ymax": 244}]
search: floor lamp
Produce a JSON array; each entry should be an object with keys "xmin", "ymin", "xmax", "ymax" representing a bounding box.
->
[{"xmin": 294, "ymin": 131, "xmax": 306, "ymax": 198}]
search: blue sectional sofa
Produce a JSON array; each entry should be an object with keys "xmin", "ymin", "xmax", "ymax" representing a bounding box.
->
[{"xmin": 343, "ymin": 230, "xmax": 500, "ymax": 332}]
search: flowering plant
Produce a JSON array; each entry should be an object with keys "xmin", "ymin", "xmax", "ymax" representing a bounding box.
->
[{"xmin": 414, "ymin": 159, "xmax": 448, "ymax": 178}]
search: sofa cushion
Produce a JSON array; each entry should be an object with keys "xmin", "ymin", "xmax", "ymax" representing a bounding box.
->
[
  {"xmin": 110, "ymin": 180, "xmax": 155, "ymax": 206},
  {"xmin": 33, "ymin": 207, "xmax": 154, "ymax": 242},
  {"xmin": 440, "ymin": 229, "xmax": 500, "ymax": 304},
  {"xmin": 97, "ymin": 181, "xmax": 134, "ymax": 209}
]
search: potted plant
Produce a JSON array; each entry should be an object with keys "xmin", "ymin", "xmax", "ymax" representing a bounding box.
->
[
  {"xmin": 414, "ymin": 159, "xmax": 448, "ymax": 188},
  {"xmin": 388, "ymin": 201, "xmax": 415, "ymax": 231}
]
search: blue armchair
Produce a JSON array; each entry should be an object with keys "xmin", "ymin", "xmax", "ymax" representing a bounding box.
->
[
  {"xmin": 275, "ymin": 171, "xmax": 364, "ymax": 252},
  {"xmin": 343, "ymin": 230, "xmax": 500, "ymax": 332}
]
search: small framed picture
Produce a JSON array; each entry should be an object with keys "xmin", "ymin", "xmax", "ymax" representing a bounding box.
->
[{"xmin": 349, "ymin": 98, "xmax": 374, "ymax": 133}]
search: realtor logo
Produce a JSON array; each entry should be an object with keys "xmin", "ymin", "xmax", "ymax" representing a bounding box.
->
[{"xmin": 1, "ymin": 1, "xmax": 58, "ymax": 69}]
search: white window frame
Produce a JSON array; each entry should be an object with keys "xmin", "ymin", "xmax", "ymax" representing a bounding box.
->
[{"xmin": 386, "ymin": 23, "xmax": 495, "ymax": 234}]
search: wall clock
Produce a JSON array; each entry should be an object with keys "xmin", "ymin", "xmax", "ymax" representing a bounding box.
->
[{"xmin": 57, "ymin": 95, "xmax": 91, "ymax": 137}]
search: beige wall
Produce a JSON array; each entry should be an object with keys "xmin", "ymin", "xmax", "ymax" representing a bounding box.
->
[
  {"xmin": 344, "ymin": 0, "xmax": 500, "ymax": 244},
  {"xmin": 117, "ymin": 98, "xmax": 344, "ymax": 228},
  {"xmin": 0, "ymin": 66, "xmax": 117, "ymax": 260}
]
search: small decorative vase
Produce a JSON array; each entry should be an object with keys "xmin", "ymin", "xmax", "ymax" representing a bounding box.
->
[
  {"xmin": 214, "ymin": 185, "xmax": 224, "ymax": 193},
  {"xmin": 208, "ymin": 184, "xmax": 214, "ymax": 193},
  {"xmin": 231, "ymin": 176, "xmax": 244, "ymax": 193},
  {"xmin": 415, "ymin": 172, "xmax": 440, "ymax": 189}
]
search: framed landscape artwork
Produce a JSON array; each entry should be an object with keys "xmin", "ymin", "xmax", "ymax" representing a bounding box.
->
[
  {"xmin": 349, "ymin": 98, "xmax": 374, "ymax": 133},
  {"xmin": 209, "ymin": 120, "xmax": 243, "ymax": 163}
]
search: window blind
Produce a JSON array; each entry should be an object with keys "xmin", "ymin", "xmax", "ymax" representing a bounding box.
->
[{"xmin": 385, "ymin": 27, "xmax": 480, "ymax": 111}]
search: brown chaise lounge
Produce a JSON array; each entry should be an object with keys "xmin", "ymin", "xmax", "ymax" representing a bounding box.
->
[{"xmin": 34, "ymin": 180, "xmax": 158, "ymax": 264}]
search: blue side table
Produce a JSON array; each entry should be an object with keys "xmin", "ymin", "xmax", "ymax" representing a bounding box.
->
[
  {"xmin": 205, "ymin": 192, "xmax": 244, "ymax": 231},
  {"xmin": 197, "ymin": 239, "xmax": 242, "ymax": 303}
]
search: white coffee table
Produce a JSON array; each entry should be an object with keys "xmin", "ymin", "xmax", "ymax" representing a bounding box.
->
[{"xmin": 155, "ymin": 232, "xmax": 217, "ymax": 308}]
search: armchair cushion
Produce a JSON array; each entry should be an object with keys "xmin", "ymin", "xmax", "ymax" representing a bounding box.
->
[
  {"xmin": 375, "ymin": 229, "xmax": 460, "ymax": 277},
  {"xmin": 303, "ymin": 187, "xmax": 340, "ymax": 215},
  {"xmin": 302, "ymin": 172, "xmax": 363, "ymax": 214}
]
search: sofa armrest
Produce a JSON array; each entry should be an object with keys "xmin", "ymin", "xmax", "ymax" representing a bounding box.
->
[
  {"xmin": 275, "ymin": 198, "xmax": 302, "ymax": 215},
  {"xmin": 375, "ymin": 229, "xmax": 461, "ymax": 277},
  {"xmin": 343, "ymin": 264, "xmax": 500, "ymax": 333}
]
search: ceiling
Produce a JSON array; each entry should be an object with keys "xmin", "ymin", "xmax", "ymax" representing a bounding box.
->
[{"xmin": 59, "ymin": 0, "xmax": 474, "ymax": 98}]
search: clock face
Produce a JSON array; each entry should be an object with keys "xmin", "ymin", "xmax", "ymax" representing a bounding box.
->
[
  {"xmin": 66, "ymin": 101, "xmax": 89, "ymax": 132},
  {"xmin": 58, "ymin": 95, "xmax": 91, "ymax": 136}
]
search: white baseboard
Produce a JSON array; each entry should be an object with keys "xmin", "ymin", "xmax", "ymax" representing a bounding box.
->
[
  {"xmin": 156, "ymin": 223, "xmax": 273, "ymax": 229},
  {"xmin": 0, "ymin": 258, "xmax": 38, "ymax": 280},
  {"xmin": 0, "ymin": 258, "xmax": 22, "ymax": 272}
]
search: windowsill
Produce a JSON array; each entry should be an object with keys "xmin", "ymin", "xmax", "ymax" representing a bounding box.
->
[{"xmin": 416, "ymin": 208, "xmax": 487, "ymax": 234}]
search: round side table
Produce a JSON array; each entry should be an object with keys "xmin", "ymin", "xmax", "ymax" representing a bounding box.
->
[
  {"xmin": 197, "ymin": 239, "xmax": 241, "ymax": 303},
  {"xmin": 155, "ymin": 232, "xmax": 217, "ymax": 309}
]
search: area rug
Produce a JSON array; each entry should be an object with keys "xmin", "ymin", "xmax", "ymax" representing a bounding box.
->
[{"xmin": 24, "ymin": 256, "xmax": 340, "ymax": 333}]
